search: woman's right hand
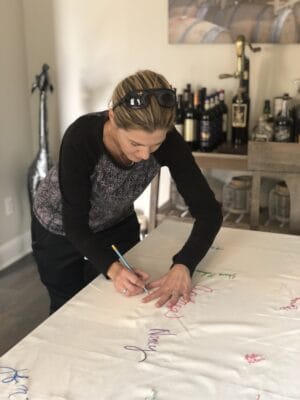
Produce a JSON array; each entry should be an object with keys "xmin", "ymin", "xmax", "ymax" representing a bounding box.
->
[{"xmin": 107, "ymin": 261, "xmax": 149, "ymax": 296}]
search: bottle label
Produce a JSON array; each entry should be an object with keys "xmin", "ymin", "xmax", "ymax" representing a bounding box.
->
[
  {"xmin": 200, "ymin": 120, "xmax": 211, "ymax": 148},
  {"xmin": 175, "ymin": 123, "xmax": 183, "ymax": 136},
  {"xmin": 232, "ymin": 103, "xmax": 247, "ymax": 128},
  {"xmin": 274, "ymin": 127, "xmax": 290, "ymax": 142},
  {"xmin": 184, "ymin": 119, "xmax": 196, "ymax": 141}
]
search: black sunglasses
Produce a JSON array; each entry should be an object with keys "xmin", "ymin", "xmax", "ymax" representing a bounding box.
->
[{"xmin": 113, "ymin": 88, "xmax": 176, "ymax": 110}]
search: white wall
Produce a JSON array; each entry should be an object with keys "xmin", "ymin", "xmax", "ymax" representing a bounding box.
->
[
  {"xmin": 0, "ymin": 0, "xmax": 33, "ymax": 269},
  {"xmin": 50, "ymin": 0, "xmax": 300, "ymax": 214},
  {"xmin": 1, "ymin": 0, "xmax": 300, "ymax": 268}
]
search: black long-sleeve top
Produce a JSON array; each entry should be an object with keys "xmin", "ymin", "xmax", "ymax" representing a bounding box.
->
[{"xmin": 33, "ymin": 111, "xmax": 223, "ymax": 277}]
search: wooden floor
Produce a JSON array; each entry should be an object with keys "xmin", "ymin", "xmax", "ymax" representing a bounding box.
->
[{"xmin": 0, "ymin": 253, "xmax": 49, "ymax": 356}]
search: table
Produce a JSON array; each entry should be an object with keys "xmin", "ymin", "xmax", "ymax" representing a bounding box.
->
[{"xmin": 1, "ymin": 220, "xmax": 300, "ymax": 399}]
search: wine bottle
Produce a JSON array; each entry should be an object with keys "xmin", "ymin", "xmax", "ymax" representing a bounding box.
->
[
  {"xmin": 231, "ymin": 86, "xmax": 250, "ymax": 149},
  {"xmin": 199, "ymin": 97, "xmax": 213, "ymax": 152},
  {"xmin": 175, "ymin": 94, "xmax": 184, "ymax": 136},
  {"xmin": 219, "ymin": 90, "xmax": 228, "ymax": 143},
  {"xmin": 183, "ymin": 92, "xmax": 197, "ymax": 150}
]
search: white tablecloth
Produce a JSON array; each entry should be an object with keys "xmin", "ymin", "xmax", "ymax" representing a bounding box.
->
[{"xmin": 1, "ymin": 220, "xmax": 300, "ymax": 399}]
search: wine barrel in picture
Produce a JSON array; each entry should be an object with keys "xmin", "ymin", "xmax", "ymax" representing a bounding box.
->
[
  {"xmin": 270, "ymin": 7, "xmax": 298, "ymax": 43},
  {"xmin": 169, "ymin": 16, "xmax": 233, "ymax": 43},
  {"xmin": 211, "ymin": 2, "xmax": 274, "ymax": 43},
  {"xmin": 293, "ymin": 1, "xmax": 300, "ymax": 38},
  {"xmin": 169, "ymin": 0, "xmax": 203, "ymax": 18}
]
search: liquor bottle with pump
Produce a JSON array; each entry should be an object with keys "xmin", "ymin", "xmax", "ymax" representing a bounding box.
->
[
  {"xmin": 219, "ymin": 90, "xmax": 228, "ymax": 144},
  {"xmin": 231, "ymin": 86, "xmax": 249, "ymax": 149}
]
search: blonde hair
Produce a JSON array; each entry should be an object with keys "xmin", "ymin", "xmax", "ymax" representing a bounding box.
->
[{"xmin": 111, "ymin": 70, "xmax": 176, "ymax": 132}]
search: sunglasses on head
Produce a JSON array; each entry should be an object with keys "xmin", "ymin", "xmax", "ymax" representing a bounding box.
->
[{"xmin": 113, "ymin": 88, "xmax": 176, "ymax": 110}]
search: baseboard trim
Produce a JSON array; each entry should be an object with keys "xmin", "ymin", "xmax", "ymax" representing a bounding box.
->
[{"xmin": 0, "ymin": 231, "xmax": 31, "ymax": 272}]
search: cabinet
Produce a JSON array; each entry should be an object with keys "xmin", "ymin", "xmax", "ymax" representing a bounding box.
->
[{"xmin": 149, "ymin": 142, "xmax": 300, "ymax": 234}]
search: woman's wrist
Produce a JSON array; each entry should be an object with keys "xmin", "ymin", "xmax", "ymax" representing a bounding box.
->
[{"xmin": 107, "ymin": 261, "xmax": 122, "ymax": 280}]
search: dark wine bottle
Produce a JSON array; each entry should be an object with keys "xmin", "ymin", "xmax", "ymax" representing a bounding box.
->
[
  {"xmin": 219, "ymin": 90, "xmax": 228, "ymax": 143},
  {"xmin": 199, "ymin": 97, "xmax": 213, "ymax": 152},
  {"xmin": 231, "ymin": 86, "xmax": 250, "ymax": 148},
  {"xmin": 183, "ymin": 92, "xmax": 197, "ymax": 150},
  {"xmin": 175, "ymin": 94, "xmax": 184, "ymax": 136}
]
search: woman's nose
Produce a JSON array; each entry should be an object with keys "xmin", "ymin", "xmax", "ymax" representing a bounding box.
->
[{"xmin": 139, "ymin": 147, "xmax": 150, "ymax": 160}]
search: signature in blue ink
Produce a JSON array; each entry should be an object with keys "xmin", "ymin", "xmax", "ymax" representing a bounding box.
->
[
  {"xmin": 0, "ymin": 366, "xmax": 29, "ymax": 400},
  {"xmin": 124, "ymin": 328, "xmax": 176, "ymax": 362},
  {"xmin": 8, "ymin": 384, "xmax": 29, "ymax": 400},
  {"xmin": 0, "ymin": 367, "xmax": 29, "ymax": 384}
]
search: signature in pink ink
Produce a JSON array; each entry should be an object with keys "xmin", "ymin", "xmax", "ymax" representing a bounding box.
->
[
  {"xmin": 280, "ymin": 297, "xmax": 300, "ymax": 311},
  {"xmin": 124, "ymin": 328, "xmax": 176, "ymax": 362},
  {"xmin": 245, "ymin": 353, "xmax": 265, "ymax": 364},
  {"xmin": 164, "ymin": 284, "xmax": 213, "ymax": 319}
]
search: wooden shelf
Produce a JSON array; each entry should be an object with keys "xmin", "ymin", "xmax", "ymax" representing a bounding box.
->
[
  {"xmin": 192, "ymin": 150, "xmax": 248, "ymax": 171},
  {"xmin": 149, "ymin": 142, "xmax": 300, "ymax": 235},
  {"xmin": 156, "ymin": 202, "xmax": 291, "ymax": 236}
]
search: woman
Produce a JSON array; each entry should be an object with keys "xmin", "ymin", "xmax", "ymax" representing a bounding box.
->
[{"xmin": 32, "ymin": 69, "xmax": 222, "ymax": 314}]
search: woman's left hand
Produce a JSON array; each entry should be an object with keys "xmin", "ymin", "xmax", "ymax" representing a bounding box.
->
[{"xmin": 142, "ymin": 264, "xmax": 192, "ymax": 308}]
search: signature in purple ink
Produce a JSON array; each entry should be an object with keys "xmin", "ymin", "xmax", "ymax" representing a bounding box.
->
[
  {"xmin": 124, "ymin": 328, "xmax": 176, "ymax": 362},
  {"xmin": 164, "ymin": 284, "xmax": 213, "ymax": 319},
  {"xmin": 280, "ymin": 297, "xmax": 300, "ymax": 311}
]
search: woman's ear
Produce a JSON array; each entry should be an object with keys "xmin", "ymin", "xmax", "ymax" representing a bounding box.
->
[{"xmin": 108, "ymin": 109, "xmax": 115, "ymax": 125}]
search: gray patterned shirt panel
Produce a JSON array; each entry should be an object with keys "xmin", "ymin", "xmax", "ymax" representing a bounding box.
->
[{"xmin": 33, "ymin": 153, "xmax": 160, "ymax": 235}]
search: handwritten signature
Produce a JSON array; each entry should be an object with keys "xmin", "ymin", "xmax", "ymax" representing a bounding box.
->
[
  {"xmin": 164, "ymin": 284, "xmax": 213, "ymax": 319},
  {"xmin": 195, "ymin": 270, "xmax": 236, "ymax": 280},
  {"xmin": 124, "ymin": 328, "xmax": 176, "ymax": 362},
  {"xmin": 245, "ymin": 353, "xmax": 265, "ymax": 364},
  {"xmin": 280, "ymin": 297, "xmax": 300, "ymax": 311},
  {"xmin": 0, "ymin": 366, "xmax": 29, "ymax": 399},
  {"xmin": 210, "ymin": 245, "xmax": 224, "ymax": 251}
]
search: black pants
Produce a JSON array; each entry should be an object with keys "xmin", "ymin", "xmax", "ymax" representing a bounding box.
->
[{"xmin": 31, "ymin": 214, "xmax": 140, "ymax": 314}]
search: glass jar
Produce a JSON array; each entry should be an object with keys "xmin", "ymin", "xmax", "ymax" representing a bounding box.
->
[
  {"xmin": 223, "ymin": 175, "xmax": 252, "ymax": 223},
  {"xmin": 268, "ymin": 181, "xmax": 290, "ymax": 227}
]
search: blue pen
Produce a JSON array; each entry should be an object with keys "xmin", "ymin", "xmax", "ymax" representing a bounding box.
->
[{"xmin": 111, "ymin": 244, "xmax": 149, "ymax": 294}]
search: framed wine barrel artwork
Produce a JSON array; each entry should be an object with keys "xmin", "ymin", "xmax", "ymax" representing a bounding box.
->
[{"xmin": 168, "ymin": 0, "xmax": 300, "ymax": 43}]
